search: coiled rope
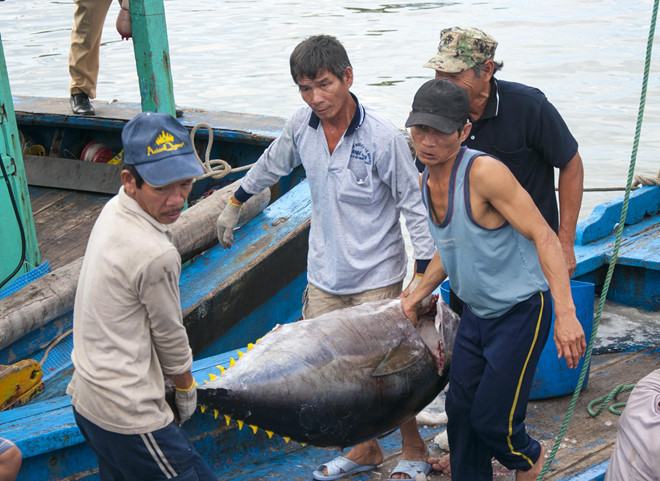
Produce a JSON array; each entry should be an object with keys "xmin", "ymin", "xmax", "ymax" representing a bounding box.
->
[
  {"xmin": 536, "ymin": 1, "xmax": 658, "ymax": 479},
  {"xmin": 587, "ymin": 383, "xmax": 636, "ymax": 417},
  {"xmin": 190, "ymin": 123, "xmax": 253, "ymax": 182}
]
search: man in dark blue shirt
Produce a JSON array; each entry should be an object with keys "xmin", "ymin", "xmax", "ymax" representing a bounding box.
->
[{"xmin": 421, "ymin": 26, "xmax": 584, "ymax": 275}]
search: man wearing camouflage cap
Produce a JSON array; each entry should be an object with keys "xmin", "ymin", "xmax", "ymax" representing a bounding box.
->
[{"xmin": 423, "ymin": 26, "xmax": 584, "ymax": 277}]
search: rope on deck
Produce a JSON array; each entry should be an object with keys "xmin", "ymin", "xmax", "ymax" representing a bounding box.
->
[
  {"xmin": 536, "ymin": 1, "xmax": 658, "ymax": 479},
  {"xmin": 587, "ymin": 383, "xmax": 636, "ymax": 417}
]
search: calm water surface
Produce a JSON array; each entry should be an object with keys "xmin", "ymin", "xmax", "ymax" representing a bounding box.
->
[{"xmin": 1, "ymin": 0, "xmax": 659, "ymax": 218}]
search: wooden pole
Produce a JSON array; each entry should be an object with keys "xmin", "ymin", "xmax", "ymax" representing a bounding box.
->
[
  {"xmin": 130, "ymin": 0, "xmax": 177, "ymax": 116},
  {"xmin": 0, "ymin": 35, "xmax": 41, "ymax": 288}
]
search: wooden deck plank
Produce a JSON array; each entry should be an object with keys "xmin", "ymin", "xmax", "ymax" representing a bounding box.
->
[
  {"xmin": 29, "ymin": 188, "xmax": 110, "ymax": 270},
  {"xmin": 28, "ymin": 187, "xmax": 70, "ymax": 215}
]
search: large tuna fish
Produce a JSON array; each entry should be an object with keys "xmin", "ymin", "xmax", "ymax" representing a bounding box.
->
[{"xmin": 196, "ymin": 297, "xmax": 459, "ymax": 447}]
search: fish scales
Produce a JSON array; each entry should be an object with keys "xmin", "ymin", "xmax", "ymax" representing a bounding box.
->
[{"xmin": 197, "ymin": 298, "xmax": 458, "ymax": 447}]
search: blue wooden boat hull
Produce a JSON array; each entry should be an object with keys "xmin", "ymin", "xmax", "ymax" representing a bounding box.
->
[{"xmin": 574, "ymin": 185, "xmax": 659, "ymax": 311}]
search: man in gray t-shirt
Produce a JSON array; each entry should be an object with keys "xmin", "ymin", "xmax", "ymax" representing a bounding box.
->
[
  {"xmin": 606, "ymin": 369, "xmax": 660, "ymax": 481},
  {"xmin": 217, "ymin": 34, "xmax": 436, "ymax": 481}
]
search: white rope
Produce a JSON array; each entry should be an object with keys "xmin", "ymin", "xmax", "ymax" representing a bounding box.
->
[{"xmin": 189, "ymin": 123, "xmax": 254, "ymax": 182}]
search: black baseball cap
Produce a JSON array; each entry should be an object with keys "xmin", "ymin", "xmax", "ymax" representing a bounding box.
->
[{"xmin": 405, "ymin": 79, "xmax": 469, "ymax": 134}]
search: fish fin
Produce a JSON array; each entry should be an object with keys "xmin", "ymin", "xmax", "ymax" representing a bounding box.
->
[{"xmin": 371, "ymin": 338, "xmax": 426, "ymax": 377}]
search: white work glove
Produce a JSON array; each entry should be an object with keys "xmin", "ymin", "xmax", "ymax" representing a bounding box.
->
[
  {"xmin": 216, "ymin": 198, "xmax": 242, "ymax": 247},
  {"xmin": 174, "ymin": 382, "xmax": 197, "ymax": 425}
]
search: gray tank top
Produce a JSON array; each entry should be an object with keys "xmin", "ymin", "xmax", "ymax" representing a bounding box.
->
[{"xmin": 422, "ymin": 146, "xmax": 548, "ymax": 318}]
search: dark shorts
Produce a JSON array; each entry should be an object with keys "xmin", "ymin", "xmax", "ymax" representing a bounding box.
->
[{"xmin": 74, "ymin": 409, "xmax": 216, "ymax": 481}]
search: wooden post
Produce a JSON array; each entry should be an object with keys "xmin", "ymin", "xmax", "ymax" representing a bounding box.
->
[
  {"xmin": 0, "ymin": 35, "xmax": 41, "ymax": 288},
  {"xmin": 130, "ymin": 0, "xmax": 177, "ymax": 116}
]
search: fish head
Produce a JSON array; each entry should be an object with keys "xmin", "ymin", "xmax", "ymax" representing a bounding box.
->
[{"xmin": 416, "ymin": 298, "xmax": 460, "ymax": 377}]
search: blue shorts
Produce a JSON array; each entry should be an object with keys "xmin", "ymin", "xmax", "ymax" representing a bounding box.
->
[
  {"xmin": 74, "ymin": 409, "xmax": 216, "ymax": 481},
  {"xmin": 0, "ymin": 438, "xmax": 16, "ymax": 455}
]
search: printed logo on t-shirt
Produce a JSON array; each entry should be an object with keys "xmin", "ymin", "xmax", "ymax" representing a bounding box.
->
[{"xmin": 350, "ymin": 142, "xmax": 372, "ymax": 165}]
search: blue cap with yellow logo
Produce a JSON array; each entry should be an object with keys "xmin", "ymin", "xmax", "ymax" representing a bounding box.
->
[{"xmin": 121, "ymin": 112, "xmax": 204, "ymax": 187}]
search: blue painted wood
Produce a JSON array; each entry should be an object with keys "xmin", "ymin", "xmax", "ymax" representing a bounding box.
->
[
  {"xmin": 0, "ymin": 313, "xmax": 71, "ymax": 365},
  {"xmin": 196, "ymin": 272, "xmax": 307, "ymax": 358},
  {"xmin": 13, "ymin": 95, "xmax": 285, "ymax": 144},
  {"xmin": 180, "ymin": 181, "xmax": 311, "ymax": 313},
  {"xmin": 574, "ymin": 211, "xmax": 659, "ymax": 310},
  {"xmin": 576, "ymin": 186, "xmax": 659, "ymax": 245},
  {"xmin": 608, "ymin": 265, "xmax": 659, "ymax": 311},
  {"xmin": 574, "ymin": 215, "xmax": 659, "ymax": 275},
  {"xmin": 559, "ymin": 460, "xmax": 608, "ymax": 481}
]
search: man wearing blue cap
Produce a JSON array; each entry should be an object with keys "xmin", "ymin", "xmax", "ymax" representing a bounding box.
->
[{"xmin": 67, "ymin": 112, "xmax": 216, "ymax": 480}]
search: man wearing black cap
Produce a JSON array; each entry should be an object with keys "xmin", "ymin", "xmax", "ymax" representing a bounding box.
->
[
  {"xmin": 401, "ymin": 80, "xmax": 586, "ymax": 481},
  {"xmin": 67, "ymin": 112, "xmax": 216, "ymax": 480},
  {"xmin": 423, "ymin": 26, "xmax": 584, "ymax": 277}
]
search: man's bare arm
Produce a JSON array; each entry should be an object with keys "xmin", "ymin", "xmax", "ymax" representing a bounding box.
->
[
  {"xmin": 558, "ymin": 152, "xmax": 584, "ymax": 276},
  {"xmin": 471, "ymin": 157, "xmax": 586, "ymax": 368}
]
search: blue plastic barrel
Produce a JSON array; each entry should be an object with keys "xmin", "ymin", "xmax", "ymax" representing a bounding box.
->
[{"xmin": 439, "ymin": 279, "xmax": 595, "ymax": 399}]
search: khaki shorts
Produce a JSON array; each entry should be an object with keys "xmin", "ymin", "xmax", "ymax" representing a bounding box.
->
[{"xmin": 302, "ymin": 281, "xmax": 403, "ymax": 319}]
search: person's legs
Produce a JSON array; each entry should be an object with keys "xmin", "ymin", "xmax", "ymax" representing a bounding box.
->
[
  {"xmin": 346, "ymin": 281, "xmax": 403, "ymax": 306},
  {"xmin": 0, "ymin": 438, "xmax": 22, "ymax": 481},
  {"xmin": 74, "ymin": 409, "xmax": 216, "ymax": 480},
  {"xmin": 347, "ymin": 282, "xmax": 428, "ymax": 479},
  {"xmin": 69, "ymin": 0, "xmax": 113, "ymax": 98},
  {"xmin": 314, "ymin": 282, "xmax": 404, "ymax": 479},
  {"xmin": 302, "ymin": 283, "xmax": 349, "ymax": 319},
  {"xmin": 469, "ymin": 291, "xmax": 551, "ymax": 479},
  {"xmin": 443, "ymin": 308, "xmax": 494, "ymax": 481}
]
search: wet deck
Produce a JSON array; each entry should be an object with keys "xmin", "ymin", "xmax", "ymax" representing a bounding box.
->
[
  {"xmin": 365, "ymin": 348, "xmax": 659, "ymax": 481},
  {"xmin": 29, "ymin": 186, "xmax": 109, "ymax": 270}
]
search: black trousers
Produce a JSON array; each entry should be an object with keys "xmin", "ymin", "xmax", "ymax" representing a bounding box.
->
[{"xmin": 445, "ymin": 291, "xmax": 551, "ymax": 480}]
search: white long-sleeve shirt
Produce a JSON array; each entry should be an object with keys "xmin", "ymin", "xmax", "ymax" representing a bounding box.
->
[
  {"xmin": 239, "ymin": 97, "xmax": 435, "ymax": 295},
  {"xmin": 606, "ymin": 369, "xmax": 660, "ymax": 481},
  {"xmin": 67, "ymin": 188, "xmax": 192, "ymax": 435}
]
